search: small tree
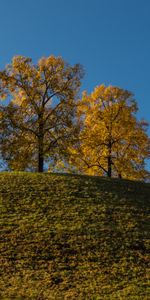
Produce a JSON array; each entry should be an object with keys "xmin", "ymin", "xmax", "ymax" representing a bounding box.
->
[
  {"xmin": 68, "ymin": 85, "xmax": 150, "ymax": 180},
  {"xmin": 0, "ymin": 55, "xmax": 83, "ymax": 172}
]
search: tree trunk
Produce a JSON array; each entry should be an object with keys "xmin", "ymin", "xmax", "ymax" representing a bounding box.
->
[
  {"xmin": 38, "ymin": 145, "xmax": 44, "ymax": 172},
  {"xmin": 107, "ymin": 140, "xmax": 112, "ymax": 178},
  {"xmin": 107, "ymin": 155, "xmax": 112, "ymax": 177},
  {"xmin": 38, "ymin": 114, "xmax": 44, "ymax": 172}
]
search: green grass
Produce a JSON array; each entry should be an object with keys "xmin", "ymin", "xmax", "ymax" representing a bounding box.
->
[{"xmin": 0, "ymin": 172, "xmax": 150, "ymax": 299}]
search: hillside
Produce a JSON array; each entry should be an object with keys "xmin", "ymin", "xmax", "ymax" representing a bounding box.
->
[{"xmin": 0, "ymin": 172, "xmax": 150, "ymax": 299}]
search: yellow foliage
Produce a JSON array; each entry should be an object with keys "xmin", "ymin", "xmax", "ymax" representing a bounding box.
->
[
  {"xmin": 69, "ymin": 85, "xmax": 150, "ymax": 180},
  {"xmin": 0, "ymin": 55, "xmax": 83, "ymax": 172}
]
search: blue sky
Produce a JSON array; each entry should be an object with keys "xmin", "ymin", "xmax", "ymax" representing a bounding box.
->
[{"xmin": 0, "ymin": 0, "xmax": 150, "ymax": 167}]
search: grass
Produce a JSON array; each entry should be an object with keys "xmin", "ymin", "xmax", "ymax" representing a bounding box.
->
[{"xmin": 0, "ymin": 172, "xmax": 150, "ymax": 299}]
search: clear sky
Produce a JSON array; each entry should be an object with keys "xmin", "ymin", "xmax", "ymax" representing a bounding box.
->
[{"xmin": 0, "ymin": 0, "xmax": 150, "ymax": 166}]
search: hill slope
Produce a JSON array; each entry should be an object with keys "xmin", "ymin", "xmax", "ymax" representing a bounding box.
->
[{"xmin": 0, "ymin": 172, "xmax": 150, "ymax": 299}]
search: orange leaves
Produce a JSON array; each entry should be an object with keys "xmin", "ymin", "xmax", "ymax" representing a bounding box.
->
[
  {"xmin": 70, "ymin": 85, "xmax": 150, "ymax": 180},
  {"xmin": 0, "ymin": 92, "xmax": 7, "ymax": 101},
  {"xmin": 0, "ymin": 55, "xmax": 149, "ymax": 177},
  {"xmin": 0, "ymin": 55, "xmax": 84, "ymax": 172}
]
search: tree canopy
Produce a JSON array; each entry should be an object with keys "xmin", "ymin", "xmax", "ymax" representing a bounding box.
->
[
  {"xmin": 0, "ymin": 57, "xmax": 150, "ymax": 180},
  {"xmin": 0, "ymin": 55, "xmax": 83, "ymax": 172},
  {"xmin": 68, "ymin": 85, "xmax": 150, "ymax": 180}
]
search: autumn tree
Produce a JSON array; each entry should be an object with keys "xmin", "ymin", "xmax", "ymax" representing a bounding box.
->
[
  {"xmin": 0, "ymin": 55, "xmax": 83, "ymax": 172},
  {"xmin": 68, "ymin": 85, "xmax": 150, "ymax": 180}
]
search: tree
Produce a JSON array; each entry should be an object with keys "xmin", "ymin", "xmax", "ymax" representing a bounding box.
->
[
  {"xmin": 68, "ymin": 85, "xmax": 150, "ymax": 180},
  {"xmin": 0, "ymin": 55, "xmax": 83, "ymax": 172}
]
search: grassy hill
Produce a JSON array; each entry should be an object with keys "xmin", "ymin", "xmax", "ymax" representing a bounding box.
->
[{"xmin": 0, "ymin": 172, "xmax": 150, "ymax": 299}]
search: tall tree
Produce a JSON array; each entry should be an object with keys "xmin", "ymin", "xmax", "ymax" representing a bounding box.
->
[
  {"xmin": 0, "ymin": 55, "xmax": 83, "ymax": 172},
  {"xmin": 68, "ymin": 85, "xmax": 150, "ymax": 180}
]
